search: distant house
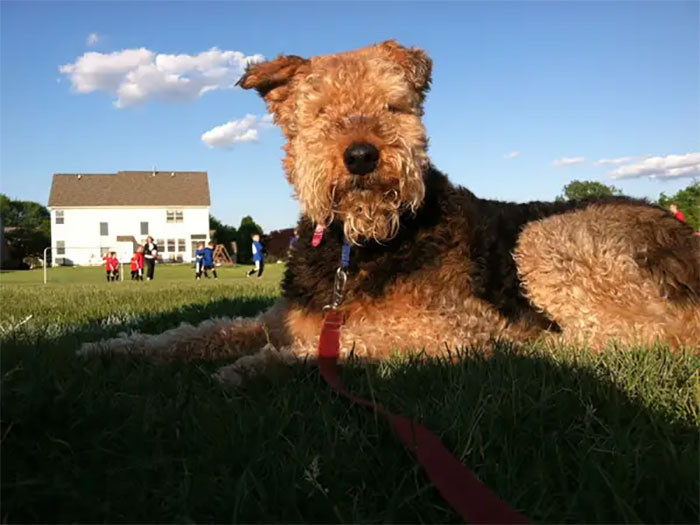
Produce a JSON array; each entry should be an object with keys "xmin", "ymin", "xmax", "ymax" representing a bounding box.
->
[{"xmin": 48, "ymin": 170, "xmax": 211, "ymax": 266}]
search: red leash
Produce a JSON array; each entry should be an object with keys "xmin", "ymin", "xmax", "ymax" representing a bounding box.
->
[{"xmin": 318, "ymin": 310, "xmax": 529, "ymax": 524}]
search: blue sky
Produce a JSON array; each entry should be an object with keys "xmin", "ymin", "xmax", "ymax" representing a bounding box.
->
[{"xmin": 1, "ymin": 1, "xmax": 698, "ymax": 232}]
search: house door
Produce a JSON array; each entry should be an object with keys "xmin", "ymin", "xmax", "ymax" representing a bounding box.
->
[{"xmin": 190, "ymin": 235, "xmax": 207, "ymax": 261}]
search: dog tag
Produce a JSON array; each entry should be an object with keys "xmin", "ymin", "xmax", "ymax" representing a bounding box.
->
[{"xmin": 312, "ymin": 225, "xmax": 325, "ymax": 247}]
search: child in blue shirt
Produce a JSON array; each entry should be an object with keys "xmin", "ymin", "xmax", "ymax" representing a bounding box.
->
[
  {"xmin": 195, "ymin": 242, "xmax": 206, "ymax": 280},
  {"xmin": 203, "ymin": 241, "xmax": 217, "ymax": 279},
  {"xmin": 246, "ymin": 233, "xmax": 265, "ymax": 278}
]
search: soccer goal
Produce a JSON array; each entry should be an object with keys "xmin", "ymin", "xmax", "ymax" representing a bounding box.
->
[{"xmin": 42, "ymin": 243, "xmax": 135, "ymax": 284}]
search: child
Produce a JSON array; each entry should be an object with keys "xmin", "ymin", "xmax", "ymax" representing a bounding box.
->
[
  {"xmin": 103, "ymin": 252, "xmax": 112, "ymax": 282},
  {"xmin": 669, "ymin": 203, "xmax": 686, "ymax": 223},
  {"xmin": 111, "ymin": 252, "xmax": 120, "ymax": 281},
  {"xmin": 194, "ymin": 242, "xmax": 206, "ymax": 280},
  {"xmin": 246, "ymin": 233, "xmax": 265, "ymax": 278},
  {"xmin": 203, "ymin": 241, "xmax": 217, "ymax": 279},
  {"xmin": 130, "ymin": 245, "xmax": 144, "ymax": 281},
  {"xmin": 288, "ymin": 228, "xmax": 298, "ymax": 258},
  {"xmin": 136, "ymin": 245, "xmax": 144, "ymax": 280},
  {"xmin": 103, "ymin": 251, "xmax": 118, "ymax": 282}
]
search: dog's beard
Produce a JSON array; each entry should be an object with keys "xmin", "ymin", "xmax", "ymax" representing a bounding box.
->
[
  {"xmin": 337, "ymin": 189, "xmax": 402, "ymax": 244},
  {"xmin": 296, "ymin": 149, "xmax": 427, "ymax": 244},
  {"xmin": 336, "ymin": 171, "xmax": 425, "ymax": 244}
]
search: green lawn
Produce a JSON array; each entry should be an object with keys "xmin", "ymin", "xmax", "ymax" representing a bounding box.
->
[
  {"xmin": 0, "ymin": 261, "xmax": 287, "ymax": 285},
  {"xmin": 1, "ymin": 265, "xmax": 698, "ymax": 523}
]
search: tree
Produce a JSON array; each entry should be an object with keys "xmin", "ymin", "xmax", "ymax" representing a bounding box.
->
[
  {"xmin": 209, "ymin": 215, "xmax": 238, "ymax": 252},
  {"xmin": 0, "ymin": 194, "xmax": 51, "ymax": 268},
  {"xmin": 658, "ymin": 181, "xmax": 700, "ymax": 231},
  {"xmin": 236, "ymin": 216, "xmax": 264, "ymax": 264},
  {"xmin": 556, "ymin": 180, "xmax": 623, "ymax": 202},
  {"xmin": 265, "ymin": 227, "xmax": 296, "ymax": 261}
]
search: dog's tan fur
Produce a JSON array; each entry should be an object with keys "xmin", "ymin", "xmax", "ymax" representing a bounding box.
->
[
  {"xmin": 515, "ymin": 203, "xmax": 700, "ymax": 347},
  {"xmin": 238, "ymin": 41, "xmax": 431, "ymax": 244},
  {"xmin": 80, "ymin": 41, "xmax": 700, "ymax": 381}
]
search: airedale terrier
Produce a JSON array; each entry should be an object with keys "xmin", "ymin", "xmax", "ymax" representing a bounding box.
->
[{"xmin": 80, "ymin": 40, "xmax": 700, "ymax": 379}]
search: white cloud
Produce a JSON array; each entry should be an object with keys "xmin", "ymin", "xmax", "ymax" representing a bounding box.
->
[
  {"xmin": 608, "ymin": 152, "xmax": 700, "ymax": 179},
  {"xmin": 59, "ymin": 47, "xmax": 265, "ymax": 108},
  {"xmin": 86, "ymin": 32, "xmax": 100, "ymax": 47},
  {"xmin": 594, "ymin": 156, "xmax": 633, "ymax": 166},
  {"xmin": 201, "ymin": 114, "xmax": 274, "ymax": 149},
  {"xmin": 503, "ymin": 151, "xmax": 519, "ymax": 159},
  {"xmin": 552, "ymin": 156, "xmax": 586, "ymax": 167}
]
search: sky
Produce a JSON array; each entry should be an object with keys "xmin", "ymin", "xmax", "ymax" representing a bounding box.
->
[{"xmin": 1, "ymin": 0, "xmax": 698, "ymax": 232}]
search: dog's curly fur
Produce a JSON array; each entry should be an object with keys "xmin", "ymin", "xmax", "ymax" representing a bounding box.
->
[{"xmin": 81, "ymin": 40, "xmax": 700, "ymax": 376}]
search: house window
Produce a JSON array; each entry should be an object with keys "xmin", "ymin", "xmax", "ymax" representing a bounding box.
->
[
  {"xmin": 167, "ymin": 239, "xmax": 175, "ymax": 252},
  {"xmin": 156, "ymin": 239, "xmax": 164, "ymax": 250},
  {"xmin": 178, "ymin": 239, "xmax": 186, "ymax": 252},
  {"xmin": 100, "ymin": 247, "xmax": 109, "ymax": 257},
  {"xmin": 55, "ymin": 211, "xmax": 64, "ymax": 224},
  {"xmin": 56, "ymin": 241, "xmax": 65, "ymax": 255},
  {"xmin": 166, "ymin": 210, "xmax": 184, "ymax": 224},
  {"xmin": 100, "ymin": 222, "xmax": 108, "ymax": 236},
  {"xmin": 140, "ymin": 222, "xmax": 149, "ymax": 235}
]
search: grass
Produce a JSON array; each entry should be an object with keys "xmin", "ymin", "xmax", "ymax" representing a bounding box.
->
[
  {"xmin": 1, "ymin": 264, "xmax": 698, "ymax": 523},
  {"xmin": 0, "ymin": 263, "xmax": 285, "ymax": 328}
]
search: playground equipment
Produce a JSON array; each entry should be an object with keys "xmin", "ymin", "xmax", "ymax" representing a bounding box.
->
[{"xmin": 213, "ymin": 244, "xmax": 235, "ymax": 266}]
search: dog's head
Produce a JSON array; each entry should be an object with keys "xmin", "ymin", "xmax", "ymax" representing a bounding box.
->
[{"xmin": 238, "ymin": 40, "xmax": 432, "ymax": 243}]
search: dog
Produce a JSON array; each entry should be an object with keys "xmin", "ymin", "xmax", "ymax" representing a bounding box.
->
[{"xmin": 80, "ymin": 40, "xmax": 700, "ymax": 381}]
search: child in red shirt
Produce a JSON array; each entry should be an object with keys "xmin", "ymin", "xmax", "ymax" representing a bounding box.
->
[
  {"xmin": 110, "ymin": 252, "xmax": 120, "ymax": 281},
  {"xmin": 130, "ymin": 245, "xmax": 144, "ymax": 281},
  {"xmin": 669, "ymin": 204, "xmax": 686, "ymax": 223},
  {"xmin": 103, "ymin": 252, "xmax": 111, "ymax": 281},
  {"xmin": 103, "ymin": 251, "xmax": 119, "ymax": 282}
]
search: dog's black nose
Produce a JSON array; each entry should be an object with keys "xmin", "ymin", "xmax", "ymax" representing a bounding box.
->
[{"xmin": 343, "ymin": 142, "xmax": 379, "ymax": 175}]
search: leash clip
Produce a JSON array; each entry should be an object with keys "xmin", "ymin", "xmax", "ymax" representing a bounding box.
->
[{"xmin": 323, "ymin": 267, "xmax": 348, "ymax": 312}]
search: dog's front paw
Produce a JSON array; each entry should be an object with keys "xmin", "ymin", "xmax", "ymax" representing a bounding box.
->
[
  {"xmin": 212, "ymin": 363, "xmax": 245, "ymax": 386},
  {"xmin": 213, "ymin": 343, "xmax": 299, "ymax": 386},
  {"xmin": 77, "ymin": 331, "xmax": 145, "ymax": 358}
]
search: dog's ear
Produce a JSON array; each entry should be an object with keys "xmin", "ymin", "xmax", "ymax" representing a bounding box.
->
[
  {"xmin": 378, "ymin": 40, "xmax": 432, "ymax": 100},
  {"xmin": 236, "ymin": 54, "xmax": 308, "ymax": 97},
  {"xmin": 237, "ymin": 55, "xmax": 310, "ymax": 134}
]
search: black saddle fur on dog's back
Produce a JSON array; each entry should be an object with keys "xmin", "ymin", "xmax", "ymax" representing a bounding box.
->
[{"xmin": 283, "ymin": 167, "xmax": 651, "ymax": 327}]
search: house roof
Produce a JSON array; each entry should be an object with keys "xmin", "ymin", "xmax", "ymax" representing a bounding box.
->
[{"xmin": 48, "ymin": 171, "xmax": 210, "ymax": 207}]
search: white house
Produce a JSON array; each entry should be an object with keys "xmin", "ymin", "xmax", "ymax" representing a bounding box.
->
[{"xmin": 48, "ymin": 170, "xmax": 211, "ymax": 266}]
